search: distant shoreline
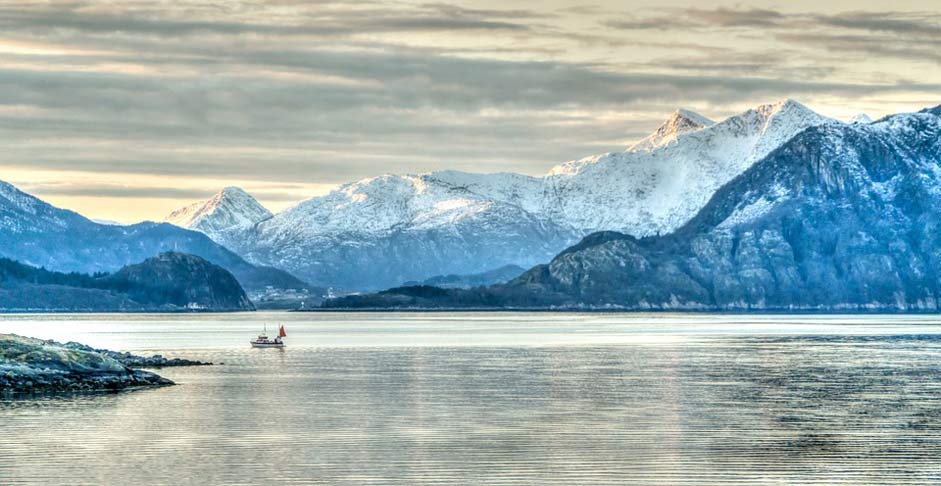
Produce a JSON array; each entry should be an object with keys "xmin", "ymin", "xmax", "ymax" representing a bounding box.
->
[
  {"xmin": 0, "ymin": 309, "xmax": 256, "ymax": 315},
  {"xmin": 297, "ymin": 307, "xmax": 941, "ymax": 315},
  {"xmin": 4, "ymin": 307, "xmax": 940, "ymax": 315}
]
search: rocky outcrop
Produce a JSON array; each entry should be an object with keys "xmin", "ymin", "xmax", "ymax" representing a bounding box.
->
[
  {"xmin": 53, "ymin": 340, "xmax": 211, "ymax": 367},
  {"xmin": 0, "ymin": 335, "xmax": 180, "ymax": 395}
]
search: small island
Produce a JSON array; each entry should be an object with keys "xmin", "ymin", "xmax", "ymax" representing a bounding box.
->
[{"xmin": 0, "ymin": 334, "xmax": 208, "ymax": 395}]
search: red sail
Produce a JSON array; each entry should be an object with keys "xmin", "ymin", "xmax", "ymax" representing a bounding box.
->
[{"xmin": 279, "ymin": 325, "xmax": 286, "ymax": 338}]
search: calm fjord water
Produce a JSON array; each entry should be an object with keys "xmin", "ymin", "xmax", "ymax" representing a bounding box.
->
[{"xmin": 2, "ymin": 312, "xmax": 941, "ymax": 485}]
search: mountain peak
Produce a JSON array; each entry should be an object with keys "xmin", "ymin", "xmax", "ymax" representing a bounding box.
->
[
  {"xmin": 165, "ymin": 187, "xmax": 272, "ymax": 236},
  {"xmin": 629, "ymin": 108, "xmax": 715, "ymax": 152},
  {"xmin": 672, "ymin": 108, "xmax": 715, "ymax": 127},
  {"xmin": 850, "ymin": 113, "xmax": 873, "ymax": 124},
  {"xmin": 220, "ymin": 186, "xmax": 250, "ymax": 197},
  {"xmin": 754, "ymin": 98, "xmax": 813, "ymax": 118}
]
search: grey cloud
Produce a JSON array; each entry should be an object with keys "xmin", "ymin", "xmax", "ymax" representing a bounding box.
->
[
  {"xmin": 814, "ymin": 12, "xmax": 941, "ymax": 37},
  {"xmin": 776, "ymin": 32, "xmax": 941, "ymax": 63},
  {"xmin": 0, "ymin": 8, "xmax": 297, "ymax": 36},
  {"xmin": 604, "ymin": 17, "xmax": 671, "ymax": 30},
  {"xmin": 420, "ymin": 3, "xmax": 551, "ymax": 21},
  {"xmin": 1, "ymin": 0, "xmax": 939, "ymax": 202},
  {"xmin": 555, "ymin": 5, "xmax": 605, "ymax": 16},
  {"xmin": 2, "ymin": 56, "xmax": 939, "ymax": 187},
  {"xmin": 2, "ymin": 55, "xmax": 938, "ymax": 137},
  {"xmin": 0, "ymin": 3, "xmax": 536, "ymax": 37},
  {"xmin": 607, "ymin": 7, "xmax": 939, "ymax": 37},
  {"xmin": 22, "ymin": 182, "xmax": 307, "ymax": 203},
  {"xmin": 604, "ymin": 7, "xmax": 941, "ymax": 68},
  {"xmin": 2, "ymin": 32, "xmax": 939, "ymax": 131},
  {"xmin": 24, "ymin": 184, "xmax": 219, "ymax": 200},
  {"xmin": 685, "ymin": 7, "xmax": 785, "ymax": 27},
  {"xmin": 607, "ymin": 7, "xmax": 786, "ymax": 30}
]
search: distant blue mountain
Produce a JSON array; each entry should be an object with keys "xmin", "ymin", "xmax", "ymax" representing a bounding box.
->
[
  {"xmin": 0, "ymin": 181, "xmax": 307, "ymax": 292},
  {"xmin": 326, "ymin": 105, "xmax": 941, "ymax": 311}
]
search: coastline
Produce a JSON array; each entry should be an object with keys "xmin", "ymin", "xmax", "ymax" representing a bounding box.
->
[{"xmin": 0, "ymin": 334, "xmax": 209, "ymax": 396}]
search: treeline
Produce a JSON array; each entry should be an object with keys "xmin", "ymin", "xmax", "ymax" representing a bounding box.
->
[{"xmin": 0, "ymin": 258, "xmax": 108, "ymax": 287}]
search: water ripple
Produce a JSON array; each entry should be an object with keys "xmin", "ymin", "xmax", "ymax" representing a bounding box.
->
[{"xmin": 2, "ymin": 316, "xmax": 941, "ymax": 484}]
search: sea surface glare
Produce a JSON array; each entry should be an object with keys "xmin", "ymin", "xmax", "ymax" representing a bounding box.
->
[{"xmin": 1, "ymin": 312, "xmax": 940, "ymax": 485}]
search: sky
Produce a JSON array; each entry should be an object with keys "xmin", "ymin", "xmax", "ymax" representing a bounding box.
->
[{"xmin": 1, "ymin": 0, "xmax": 939, "ymax": 222}]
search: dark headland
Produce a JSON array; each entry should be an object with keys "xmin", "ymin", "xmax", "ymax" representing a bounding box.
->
[{"xmin": 0, "ymin": 334, "xmax": 209, "ymax": 396}]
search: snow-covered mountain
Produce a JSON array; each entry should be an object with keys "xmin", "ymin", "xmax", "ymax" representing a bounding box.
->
[
  {"xmin": 165, "ymin": 187, "xmax": 272, "ymax": 249},
  {"xmin": 167, "ymin": 99, "xmax": 837, "ymax": 290},
  {"xmin": 327, "ymin": 105, "xmax": 941, "ymax": 310},
  {"xmin": 238, "ymin": 172, "xmax": 575, "ymax": 290},
  {"xmin": 543, "ymin": 99, "xmax": 834, "ymax": 234}
]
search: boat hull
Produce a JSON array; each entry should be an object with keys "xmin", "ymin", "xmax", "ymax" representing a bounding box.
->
[{"xmin": 250, "ymin": 342, "xmax": 285, "ymax": 348}]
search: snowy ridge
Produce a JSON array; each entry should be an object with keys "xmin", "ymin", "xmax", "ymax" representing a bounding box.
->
[
  {"xmin": 0, "ymin": 180, "xmax": 83, "ymax": 234},
  {"xmin": 0, "ymin": 181, "xmax": 44, "ymax": 217},
  {"xmin": 541, "ymin": 99, "xmax": 836, "ymax": 235},
  {"xmin": 167, "ymin": 99, "xmax": 839, "ymax": 289},
  {"xmin": 254, "ymin": 99, "xmax": 832, "ymax": 239}
]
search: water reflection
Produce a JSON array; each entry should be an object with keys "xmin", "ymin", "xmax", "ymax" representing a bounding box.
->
[{"xmin": 1, "ymin": 317, "xmax": 941, "ymax": 484}]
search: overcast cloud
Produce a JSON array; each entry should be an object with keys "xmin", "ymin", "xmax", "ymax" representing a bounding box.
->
[{"xmin": 0, "ymin": 0, "xmax": 938, "ymax": 221}]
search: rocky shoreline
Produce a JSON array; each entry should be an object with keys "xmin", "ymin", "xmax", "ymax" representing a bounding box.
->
[
  {"xmin": 51, "ymin": 340, "xmax": 212, "ymax": 368},
  {"xmin": 0, "ymin": 368, "xmax": 173, "ymax": 395},
  {"xmin": 0, "ymin": 334, "xmax": 208, "ymax": 396}
]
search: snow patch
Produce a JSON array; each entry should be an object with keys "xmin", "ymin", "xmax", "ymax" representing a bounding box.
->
[{"xmin": 719, "ymin": 185, "xmax": 790, "ymax": 229}]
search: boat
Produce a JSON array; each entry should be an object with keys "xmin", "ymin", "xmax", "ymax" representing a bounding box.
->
[{"xmin": 251, "ymin": 324, "xmax": 286, "ymax": 348}]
